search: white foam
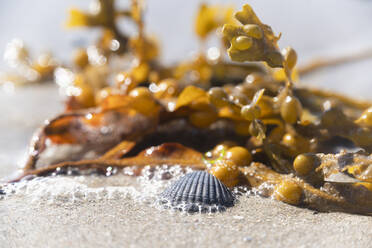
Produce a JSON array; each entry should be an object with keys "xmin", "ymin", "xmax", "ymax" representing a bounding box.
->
[
  {"xmin": 1, "ymin": 165, "xmax": 190, "ymax": 208},
  {"xmin": 3, "ymin": 177, "xmax": 135, "ymax": 205}
]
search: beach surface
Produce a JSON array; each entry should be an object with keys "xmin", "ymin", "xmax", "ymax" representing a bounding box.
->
[
  {"xmin": 2, "ymin": 174, "xmax": 372, "ymax": 248},
  {"xmin": 1, "ymin": 1, "xmax": 372, "ymax": 247}
]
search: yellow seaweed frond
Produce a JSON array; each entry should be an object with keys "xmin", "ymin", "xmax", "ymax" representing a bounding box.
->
[
  {"xmin": 66, "ymin": 8, "xmax": 91, "ymax": 28},
  {"xmin": 222, "ymin": 4, "xmax": 283, "ymax": 67}
]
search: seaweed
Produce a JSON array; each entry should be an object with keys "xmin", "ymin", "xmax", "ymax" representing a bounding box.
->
[{"xmin": 8, "ymin": 1, "xmax": 372, "ymax": 215}]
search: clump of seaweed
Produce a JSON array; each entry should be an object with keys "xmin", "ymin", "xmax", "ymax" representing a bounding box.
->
[{"xmin": 7, "ymin": 1, "xmax": 372, "ymax": 215}]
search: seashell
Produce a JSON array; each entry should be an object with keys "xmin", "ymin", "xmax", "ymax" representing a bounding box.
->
[{"xmin": 159, "ymin": 171, "xmax": 235, "ymax": 212}]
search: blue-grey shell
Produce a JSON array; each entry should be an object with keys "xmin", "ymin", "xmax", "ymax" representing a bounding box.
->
[{"xmin": 159, "ymin": 171, "xmax": 235, "ymax": 212}]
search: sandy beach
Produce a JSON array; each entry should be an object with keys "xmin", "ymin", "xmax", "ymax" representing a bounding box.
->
[
  {"xmin": 1, "ymin": 1, "xmax": 372, "ymax": 247},
  {"xmin": 2, "ymin": 173, "xmax": 372, "ymax": 248}
]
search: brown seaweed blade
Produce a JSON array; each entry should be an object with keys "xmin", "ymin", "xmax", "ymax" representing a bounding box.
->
[
  {"xmin": 14, "ymin": 143, "xmax": 206, "ymax": 182},
  {"xmin": 24, "ymin": 112, "xmax": 85, "ymax": 170},
  {"xmin": 100, "ymin": 140, "xmax": 138, "ymax": 159},
  {"xmin": 24, "ymin": 107, "xmax": 159, "ymax": 170}
]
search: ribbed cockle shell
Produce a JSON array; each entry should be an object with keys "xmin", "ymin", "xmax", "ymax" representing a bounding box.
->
[{"xmin": 159, "ymin": 171, "xmax": 235, "ymax": 212}]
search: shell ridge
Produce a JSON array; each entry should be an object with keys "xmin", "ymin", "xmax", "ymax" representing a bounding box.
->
[
  {"xmin": 175, "ymin": 173, "xmax": 191, "ymax": 204},
  {"xmin": 160, "ymin": 175, "xmax": 185, "ymax": 206},
  {"xmin": 167, "ymin": 175, "xmax": 185, "ymax": 199},
  {"xmin": 184, "ymin": 171, "xmax": 202, "ymax": 212},
  {"xmin": 194, "ymin": 171, "xmax": 204, "ymax": 204},
  {"xmin": 188, "ymin": 171, "xmax": 202, "ymax": 203},
  {"xmin": 182, "ymin": 171, "xmax": 198, "ymax": 203},
  {"xmin": 217, "ymin": 179, "xmax": 234, "ymax": 207},
  {"xmin": 209, "ymin": 173, "xmax": 217, "ymax": 205},
  {"xmin": 214, "ymin": 175, "xmax": 222, "ymax": 206},
  {"xmin": 201, "ymin": 172, "xmax": 209, "ymax": 205},
  {"xmin": 217, "ymin": 178, "xmax": 228, "ymax": 205}
]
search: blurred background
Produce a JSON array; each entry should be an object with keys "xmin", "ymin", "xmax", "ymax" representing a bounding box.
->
[{"xmin": 0, "ymin": 0, "xmax": 372, "ymax": 179}]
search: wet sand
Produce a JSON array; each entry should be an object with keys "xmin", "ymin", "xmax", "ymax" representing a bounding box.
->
[{"xmin": 1, "ymin": 174, "xmax": 371, "ymax": 248}]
